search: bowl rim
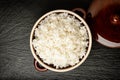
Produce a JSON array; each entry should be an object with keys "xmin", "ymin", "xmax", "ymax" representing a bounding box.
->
[{"xmin": 30, "ymin": 9, "xmax": 92, "ymax": 72}]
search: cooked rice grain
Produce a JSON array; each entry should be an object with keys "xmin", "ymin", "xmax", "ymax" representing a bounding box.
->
[{"xmin": 32, "ymin": 12, "xmax": 89, "ymax": 69}]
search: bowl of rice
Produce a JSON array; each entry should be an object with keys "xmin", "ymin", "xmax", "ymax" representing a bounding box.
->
[{"xmin": 30, "ymin": 10, "xmax": 92, "ymax": 72}]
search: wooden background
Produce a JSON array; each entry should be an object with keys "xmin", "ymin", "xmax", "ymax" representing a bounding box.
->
[{"xmin": 0, "ymin": 0, "xmax": 120, "ymax": 80}]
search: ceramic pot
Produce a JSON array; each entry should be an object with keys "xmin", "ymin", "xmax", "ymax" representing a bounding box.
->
[
  {"xmin": 30, "ymin": 10, "xmax": 92, "ymax": 72},
  {"xmin": 74, "ymin": 0, "xmax": 120, "ymax": 48}
]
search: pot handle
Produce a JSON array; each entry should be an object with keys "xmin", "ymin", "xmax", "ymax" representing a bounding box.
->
[
  {"xmin": 72, "ymin": 8, "xmax": 86, "ymax": 19},
  {"xmin": 34, "ymin": 59, "xmax": 48, "ymax": 72}
]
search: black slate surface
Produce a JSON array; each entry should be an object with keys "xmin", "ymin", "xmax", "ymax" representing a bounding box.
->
[{"xmin": 0, "ymin": 0, "xmax": 120, "ymax": 80}]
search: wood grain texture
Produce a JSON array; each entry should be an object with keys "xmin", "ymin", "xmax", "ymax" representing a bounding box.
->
[{"xmin": 0, "ymin": 0, "xmax": 120, "ymax": 80}]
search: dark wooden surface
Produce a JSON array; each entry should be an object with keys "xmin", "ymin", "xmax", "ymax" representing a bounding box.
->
[{"xmin": 0, "ymin": 0, "xmax": 120, "ymax": 80}]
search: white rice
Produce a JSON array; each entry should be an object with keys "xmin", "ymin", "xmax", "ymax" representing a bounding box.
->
[{"xmin": 32, "ymin": 12, "xmax": 89, "ymax": 69}]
